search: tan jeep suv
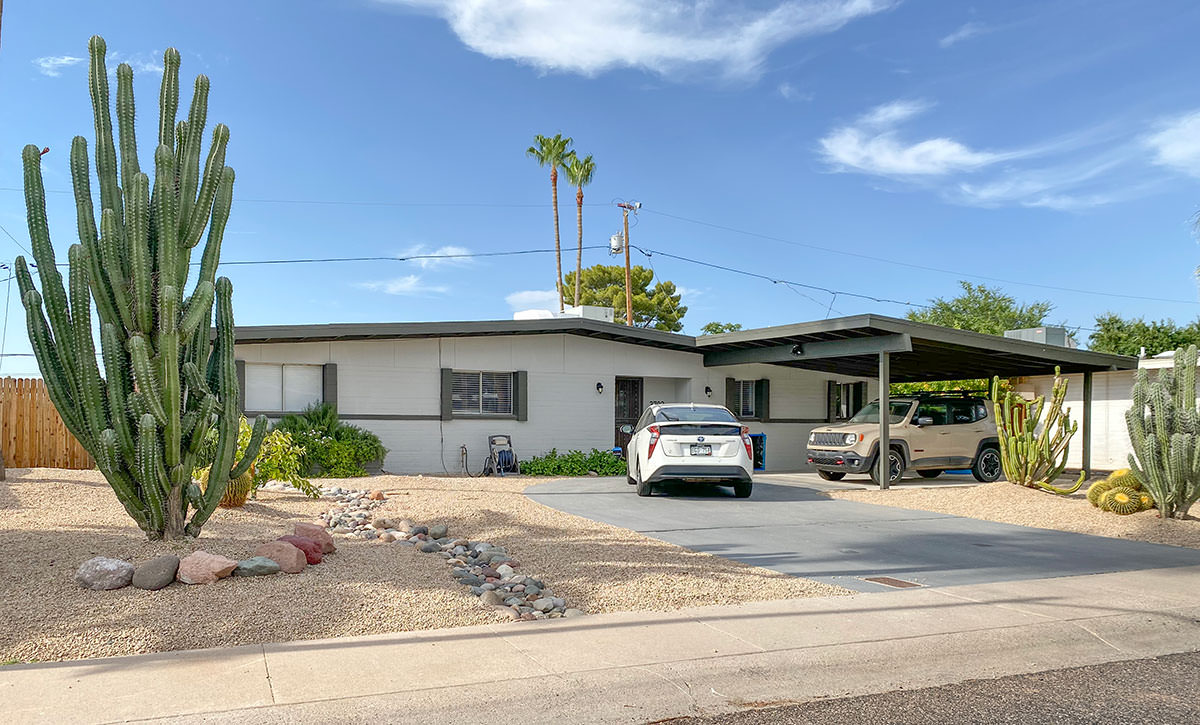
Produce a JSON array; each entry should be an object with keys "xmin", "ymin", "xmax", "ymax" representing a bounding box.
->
[{"xmin": 805, "ymin": 394, "xmax": 1001, "ymax": 485}]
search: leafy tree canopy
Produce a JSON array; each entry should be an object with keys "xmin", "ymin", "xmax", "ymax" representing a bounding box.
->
[
  {"xmin": 700, "ymin": 321, "xmax": 743, "ymax": 335},
  {"xmin": 895, "ymin": 281, "xmax": 1054, "ymax": 395},
  {"xmin": 1088, "ymin": 314, "xmax": 1200, "ymax": 357},
  {"xmin": 564, "ymin": 264, "xmax": 687, "ymax": 332},
  {"xmin": 906, "ymin": 281, "xmax": 1053, "ymax": 335}
]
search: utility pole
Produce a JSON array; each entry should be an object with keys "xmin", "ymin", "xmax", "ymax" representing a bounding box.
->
[{"xmin": 616, "ymin": 202, "xmax": 640, "ymax": 326}]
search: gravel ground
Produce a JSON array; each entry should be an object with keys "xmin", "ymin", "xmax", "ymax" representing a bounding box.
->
[
  {"xmin": 669, "ymin": 650, "xmax": 1200, "ymax": 724},
  {"xmin": 831, "ymin": 482, "xmax": 1200, "ymax": 549},
  {"xmin": 0, "ymin": 469, "xmax": 846, "ymax": 663}
]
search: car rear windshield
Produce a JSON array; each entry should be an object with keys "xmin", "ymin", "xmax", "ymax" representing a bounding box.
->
[
  {"xmin": 654, "ymin": 406, "xmax": 738, "ymax": 423},
  {"xmin": 658, "ymin": 424, "xmax": 743, "ymax": 436},
  {"xmin": 848, "ymin": 401, "xmax": 912, "ymax": 424}
]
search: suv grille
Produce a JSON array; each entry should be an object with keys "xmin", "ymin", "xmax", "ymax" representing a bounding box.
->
[{"xmin": 811, "ymin": 432, "xmax": 848, "ymax": 447}]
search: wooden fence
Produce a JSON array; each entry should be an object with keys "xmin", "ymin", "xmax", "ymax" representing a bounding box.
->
[{"xmin": 0, "ymin": 377, "xmax": 93, "ymax": 469}]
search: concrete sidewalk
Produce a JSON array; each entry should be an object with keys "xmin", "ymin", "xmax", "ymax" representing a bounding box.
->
[{"xmin": 5, "ymin": 566, "xmax": 1200, "ymax": 724}]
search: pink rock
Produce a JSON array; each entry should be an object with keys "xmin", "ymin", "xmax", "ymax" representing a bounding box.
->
[
  {"xmin": 253, "ymin": 541, "xmax": 307, "ymax": 574},
  {"xmin": 295, "ymin": 523, "xmax": 337, "ymax": 554},
  {"xmin": 176, "ymin": 551, "xmax": 238, "ymax": 585},
  {"xmin": 278, "ymin": 535, "xmax": 323, "ymax": 564},
  {"xmin": 368, "ymin": 490, "xmax": 385, "ymax": 501}
]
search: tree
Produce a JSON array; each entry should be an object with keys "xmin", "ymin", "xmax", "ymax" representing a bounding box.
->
[
  {"xmin": 15, "ymin": 37, "xmax": 264, "ymax": 540},
  {"xmin": 906, "ymin": 281, "xmax": 1053, "ymax": 335},
  {"xmin": 896, "ymin": 281, "xmax": 1054, "ymax": 394},
  {"xmin": 562, "ymin": 151, "xmax": 596, "ymax": 308},
  {"xmin": 700, "ymin": 322, "xmax": 742, "ymax": 335},
  {"xmin": 1088, "ymin": 314, "xmax": 1200, "ymax": 357},
  {"xmin": 564, "ymin": 264, "xmax": 687, "ymax": 331},
  {"xmin": 526, "ymin": 133, "xmax": 573, "ymax": 311}
]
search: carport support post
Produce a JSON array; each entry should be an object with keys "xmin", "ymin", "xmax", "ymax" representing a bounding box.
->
[
  {"xmin": 878, "ymin": 351, "xmax": 890, "ymax": 490},
  {"xmin": 1082, "ymin": 371, "xmax": 1093, "ymax": 478}
]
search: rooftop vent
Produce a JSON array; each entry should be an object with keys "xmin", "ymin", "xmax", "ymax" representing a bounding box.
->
[{"xmin": 1003, "ymin": 326, "xmax": 1077, "ymax": 349}]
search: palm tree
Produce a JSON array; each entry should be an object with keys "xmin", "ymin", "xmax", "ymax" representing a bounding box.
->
[
  {"xmin": 562, "ymin": 152, "xmax": 596, "ymax": 308},
  {"xmin": 526, "ymin": 134, "xmax": 573, "ymax": 311}
]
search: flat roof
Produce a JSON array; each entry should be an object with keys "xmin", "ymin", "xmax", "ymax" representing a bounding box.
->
[{"xmin": 235, "ymin": 313, "xmax": 1136, "ymax": 383}]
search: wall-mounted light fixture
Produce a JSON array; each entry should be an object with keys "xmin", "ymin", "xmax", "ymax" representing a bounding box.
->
[
  {"xmin": 704, "ymin": 385, "xmax": 713, "ymax": 398},
  {"xmin": 596, "ymin": 382, "xmax": 604, "ymax": 394}
]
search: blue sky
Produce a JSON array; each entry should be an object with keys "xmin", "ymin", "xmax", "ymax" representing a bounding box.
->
[{"xmin": 2, "ymin": 0, "xmax": 1200, "ymax": 376}]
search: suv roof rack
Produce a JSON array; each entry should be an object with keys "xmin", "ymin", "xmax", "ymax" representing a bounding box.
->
[{"xmin": 910, "ymin": 391, "xmax": 987, "ymax": 398}]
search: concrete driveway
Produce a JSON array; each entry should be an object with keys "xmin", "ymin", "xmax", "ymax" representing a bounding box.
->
[{"xmin": 526, "ymin": 476, "xmax": 1200, "ymax": 592}]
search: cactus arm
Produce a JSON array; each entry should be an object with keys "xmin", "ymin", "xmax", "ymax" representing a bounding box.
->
[
  {"xmin": 159, "ymin": 286, "xmax": 182, "ymax": 468},
  {"xmin": 128, "ymin": 335, "xmax": 167, "ymax": 425},
  {"xmin": 87, "ymin": 36, "xmax": 123, "ymax": 223},
  {"xmin": 98, "ymin": 209, "xmax": 136, "ymax": 332},
  {"xmin": 115, "ymin": 63, "xmax": 141, "ymax": 211},
  {"xmin": 153, "ymin": 145, "xmax": 180, "ymax": 294},
  {"xmin": 179, "ymin": 281, "xmax": 215, "ymax": 340},
  {"xmin": 136, "ymin": 413, "xmax": 166, "ymax": 535},
  {"xmin": 127, "ymin": 173, "xmax": 154, "ymax": 334},
  {"xmin": 67, "ymin": 245, "xmax": 108, "ymax": 447},
  {"xmin": 158, "ymin": 49, "xmax": 181, "ymax": 149},
  {"xmin": 177, "ymin": 75, "xmax": 210, "ymax": 231},
  {"xmin": 229, "ymin": 415, "xmax": 269, "ymax": 479},
  {"xmin": 21, "ymin": 288, "xmax": 85, "ymax": 438},
  {"xmin": 187, "ymin": 277, "xmax": 238, "ymax": 536},
  {"xmin": 96, "ymin": 428, "xmax": 150, "ymax": 532},
  {"xmin": 197, "ymin": 167, "xmax": 234, "ymax": 288},
  {"xmin": 182, "ymin": 125, "xmax": 229, "ymax": 250},
  {"xmin": 69, "ymin": 136, "xmax": 124, "ymax": 330},
  {"xmin": 100, "ymin": 322, "xmax": 136, "ymax": 464}
]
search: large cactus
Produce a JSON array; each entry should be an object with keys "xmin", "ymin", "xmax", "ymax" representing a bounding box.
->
[
  {"xmin": 15, "ymin": 36, "xmax": 265, "ymax": 540},
  {"xmin": 1127, "ymin": 345, "xmax": 1200, "ymax": 519},
  {"xmin": 991, "ymin": 368, "xmax": 1086, "ymax": 495}
]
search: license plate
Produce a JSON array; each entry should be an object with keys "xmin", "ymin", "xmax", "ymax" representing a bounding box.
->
[{"xmin": 690, "ymin": 444, "xmax": 712, "ymax": 456}]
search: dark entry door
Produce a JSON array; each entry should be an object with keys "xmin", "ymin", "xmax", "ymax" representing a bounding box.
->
[{"xmin": 614, "ymin": 376, "xmax": 644, "ymax": 453}]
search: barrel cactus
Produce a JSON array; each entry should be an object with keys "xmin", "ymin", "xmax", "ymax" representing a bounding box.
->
[
  {"xmin": 1087, "ymin": 478, "xmax": 1116, "ymax": 507},
  {"xmin": 1101, "ymin": 487, "xmax": 1142, "ymax": 515},
  {"xmin": 14, "ymin": 36, "xmax": 264, "ymax": 539},
  {"xmin": 1127, "ymin": 345, "xmax": 1200, "ymax": 519},
  {"xmin": 991, "ymin": 369, "xmax": 1086, "ymax": 495}
]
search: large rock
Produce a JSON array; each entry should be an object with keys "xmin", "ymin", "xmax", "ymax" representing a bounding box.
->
[
  {"xmin": 294, "ymin": 523, "xmax": 337, "ymax": 553},
  {"xmin": 429, "ymin": 524, "xmax": 448, "ymax": 539},
  {"xmin": 480, "ymin": 590, "xmax": 504, "ymax": 606},
  {"xmin": 278, "ymin": 535, "xmax": 323, "ymax": 564},
  {"xmin": 132, "ymin": 554, "xmax": 179, "ymax": 590},
  {"xmin": 253, "ymin": 541, "xmax": 307, "ymax": 574},
  {"xmin": 76, "ymin": 556, "xmax": 134, "ymax": 590},
  {"xmin": 233, "ymin": 556, "xmax": 281, "ymax": 577},
  {"xmin": 177, "ymin": 551, "xmax": 238, "ymax": 585}
]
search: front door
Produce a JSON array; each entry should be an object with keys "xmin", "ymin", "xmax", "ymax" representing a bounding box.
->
[{"xmin": 614, "ymin": 376, "xmax": 644, "ymax": 453}]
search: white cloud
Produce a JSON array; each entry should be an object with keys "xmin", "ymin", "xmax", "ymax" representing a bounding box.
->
[
  {"xmin": 505, "ymin": 289, "xmax": 559, "ymax": 310},
  {"xmin": 385, "ymin": 0, "xmax": 895, "ymax": 79},
  {"xmin": 399, "ymin": 244, "xmax": 474, "ymax": 269},
  {"xmin": 939, "ymin": 21, "xmax": 984, "ymax": 48},
  {"xmin": 1145, "ymin": 110, "xmax": 1200, "ymax": 178},
  {"xmin": 359, "ymin": 275, "xmax": 448, "ymax": 296},
  {"xmin": 33, "ymin": 55, "xmax": 83, "ymax": 77},
  {"xmin": 109, "ymin": 51, "xmax": 165, "ymax": 75},
  {"xmin": 777, "ymin": 82, "xmax": 813, "ymax": 101},
  {"xmin": 820, "ymin": 100, "xmax": 1012, "ymax": 176},
  {"xmin": 674, "ymin": 285, "xmax": 704, "ymax": 299}
]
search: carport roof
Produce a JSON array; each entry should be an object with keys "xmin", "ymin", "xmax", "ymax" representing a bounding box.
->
[
  {"xmin": 234, "ymin": 313, "xmax": 1136, "ymax": 383},
  {"xmin": 696, "ymin": 314, "xmax": 1137, "ymax": 383}
]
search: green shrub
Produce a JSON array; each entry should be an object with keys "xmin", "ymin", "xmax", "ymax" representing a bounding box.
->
[
  {"xmin": 195, "ymin": 418, "xmax": 317, "ymax": 498},
  {"xmin": 274, "ymin": 404, "xmax": 387, "ymax": 478},
  {"xmin": 523, "ymin": 448, "xmax": 625, "ymax": 476}
]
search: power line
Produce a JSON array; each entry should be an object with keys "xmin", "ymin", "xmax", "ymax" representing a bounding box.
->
[
  {"xmin": 0, "ymin": 220, "xmax": 32, "ymax": 256},
  {"xmin": 641, "ymin": 206, "xmax": 1200, "ymax": 307}
]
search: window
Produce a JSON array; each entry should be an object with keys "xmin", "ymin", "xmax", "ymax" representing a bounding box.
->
[
  {"xmin": 734, "ymin": 380, "xmax": 755, "ymax": 418},
  {"xmin": 244, "ymin": 363, "xmax": 323, "ymax": 412},
  {"xmin": 914, "ymin": 401, "xmax": 950, "ymax": 426},
  {"xmin": 830, "ymin": 382, "xmax": 866, "ymax": 421},
  {"xmin": 655, "ymin": 406, "xmax": 738, "ymax": 423},
  {"xmin": 452, "ymin": 371, "xmax": 514, "ymax": 415}
]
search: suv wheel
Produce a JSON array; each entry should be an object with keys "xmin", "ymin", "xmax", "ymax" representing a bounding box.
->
[
  {"xmin": 733, "ymin": 481, "xmax": 753, "ymax": 498},
  {"xmin": 869, "ymin": 449, "xmax": 904, "ymax": 485},
  {"xmin": 972, "ymin": 447, "xmax": 1002, "ymax": 483},
  {"xmin": 817, "ymin": 470, "xmax": 846, "ymax": 481}
]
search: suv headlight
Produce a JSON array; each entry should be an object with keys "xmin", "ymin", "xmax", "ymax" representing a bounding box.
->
[{"xmin": 843, "ymin": 433, "xmax": 858, "ymax": 446}]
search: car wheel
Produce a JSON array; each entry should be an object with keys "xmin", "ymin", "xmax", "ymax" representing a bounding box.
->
[
  {"xmin": 817, "ymin": 470, "xmax": 846, "ymax": 481},
  {"xmin": 972, "ymin": 447, "xmax": 1003, "ymax": 483},
  {"xmin": 635, "ymin": 465, "xmax": 654, "ymax": 497},
  {"xmin": 869, "ymin": 449, "xmax": 904, "ymax": 485},
  {"xmin": 917, "ymin": 470, "xmax": 943, "ymax": 479},
  {"xmin": 733, "ymin": 481, "xmax": 753, "ymax": 498}
]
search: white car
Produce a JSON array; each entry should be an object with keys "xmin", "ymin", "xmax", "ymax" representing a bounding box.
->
[{"xmin": 622, "ymin": 403, "xmax": 754, "ymax": 498}]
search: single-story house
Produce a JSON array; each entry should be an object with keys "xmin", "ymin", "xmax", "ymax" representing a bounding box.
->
[{"xmin": 232, "ymin": 310, "xmax": 1136, "ymax": 475}]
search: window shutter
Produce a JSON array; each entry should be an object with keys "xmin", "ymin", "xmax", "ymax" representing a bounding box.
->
[
  {"xmin": 725, "ymin": 377, "xmax": 736, "ymax": 413},
  {"xmin": 323, "ymin": 363, "xmax": 338, "ymax": 410},
  {"xmin": 755, "ymin": 379, "xmax": 770, "ymax": 422},
  {"xmin": 235, "ymin": 359, "xmax": 246, "ymax": 413},
  {"xmin": 827, "ymin": 381, "xmax": 837, "ymax": 422},
  {"xmin": 515, "ymin": 370, "xmax": 528, "ymax": 421},
  {"xmin": 440, "ymin": 368, "xmax": 453, "ymax": 421}
]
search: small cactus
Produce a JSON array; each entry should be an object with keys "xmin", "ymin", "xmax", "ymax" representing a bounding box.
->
[
  {"xmin": 1087, "ymin": 479, "xmax": 1117, "ymax": 507},
  {"xmin": 1138, "ymin": 492, "xmax": 1156, "ymax": 511},
  {"xmin": 1107, "ymin": 469, "xmax": 1142, "ymax": 491},
  {"xmin": 1102, "ymin": 487, "xmax": 1142, "ymax": 515}
]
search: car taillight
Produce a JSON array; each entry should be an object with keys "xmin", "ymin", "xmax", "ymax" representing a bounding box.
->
[
  {"xmin": 741, "ymin": 425, "xmax": 753, "ymax": 459},
  {"xmin": 647, "ymin": 425, "xmax": 660, "ymax": 458}
]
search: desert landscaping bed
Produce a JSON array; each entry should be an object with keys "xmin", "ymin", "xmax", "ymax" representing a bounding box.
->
[
  {"xmin": 0, "ymin": 468, "xmax": 846, "ymax": 663},
  {"xmin": 830, "ymin": 482, "xmax": 1200, "ymax": 549}
]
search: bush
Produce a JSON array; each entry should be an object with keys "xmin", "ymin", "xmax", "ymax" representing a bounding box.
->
[
  {"xmin": 522, "ymin": 448, "xmax": 626, "ymax": 477},
  {"xmin": 194, "ymin": 418, "xmax": 317, "ymax": 501},
  {"xmin": 274, "ymin": 403, "xmax": 387, "ymax": 478}
]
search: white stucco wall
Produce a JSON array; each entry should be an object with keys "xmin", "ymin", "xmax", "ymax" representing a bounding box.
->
[{"xmin": 234, "ymin": 334, "xmax": 875, "ymax": 474}]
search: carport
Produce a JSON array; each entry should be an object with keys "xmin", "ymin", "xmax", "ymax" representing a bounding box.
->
[{"xmin": 697, "ymin": 315, "xmax": 1138, "ymax": 488}]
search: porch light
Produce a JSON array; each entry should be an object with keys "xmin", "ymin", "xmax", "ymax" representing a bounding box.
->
[{"xmin": 596, "ymin": 382, "xmax": 604, "ymax": 394}]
